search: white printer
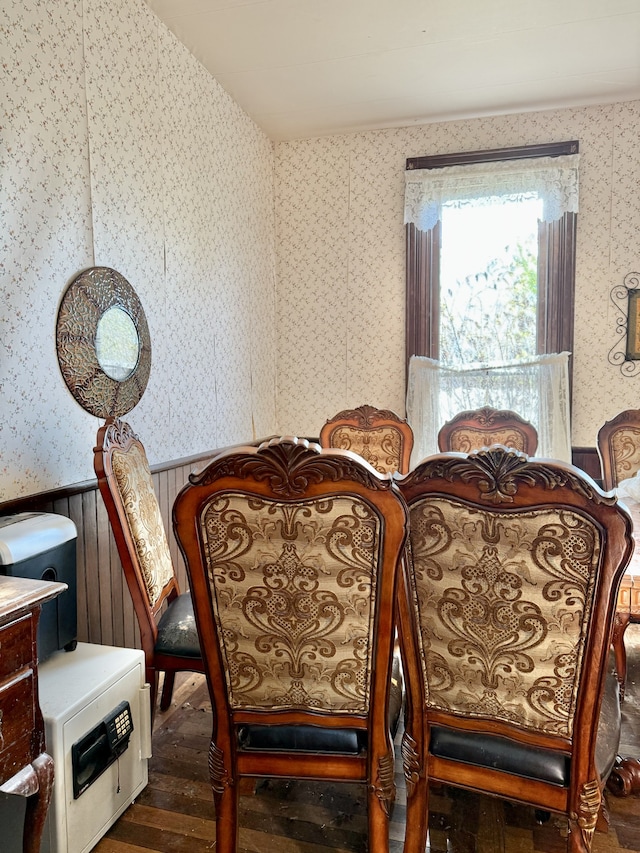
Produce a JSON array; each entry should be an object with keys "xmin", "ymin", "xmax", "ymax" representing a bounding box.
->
[{"xmin": 0, "ymin": 512, "xmax": 77, "ymax": 659}]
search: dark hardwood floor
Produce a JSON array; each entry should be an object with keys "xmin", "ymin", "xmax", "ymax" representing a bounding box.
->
[{"xmin": 94, "ymin": 626, "xmax": 640, "ymax": 852}]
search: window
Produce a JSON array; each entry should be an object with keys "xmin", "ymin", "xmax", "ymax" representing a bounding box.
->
[
  {"xmin": 439, "ymin": 194, "xmax": 541, "ymax": 365},
  {"xmin": 403, "ymin": 142, "xmax": 578, "ymax": 465},
  {"xmin": 404, "ymin": 141, "xmax": 579, "ymax": 374}
]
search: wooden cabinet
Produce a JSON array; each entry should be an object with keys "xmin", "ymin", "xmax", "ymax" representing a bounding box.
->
[{"xmin": 0, "ymin": 576, "xmax": 67, "ymax": 853}]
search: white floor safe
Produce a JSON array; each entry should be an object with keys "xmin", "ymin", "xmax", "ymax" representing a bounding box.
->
[{"xmin": 0, "ymin": 643, "xmax": 152, "ymax": 853}]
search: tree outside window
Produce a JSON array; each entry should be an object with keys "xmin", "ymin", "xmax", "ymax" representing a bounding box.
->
[
  {"xmin": 404, "ymin": 142, "xmax": 578, "ymax": 379},
  {"xmin": 439, "ymin": 194, "xmax": 541, "ymax": 366}
]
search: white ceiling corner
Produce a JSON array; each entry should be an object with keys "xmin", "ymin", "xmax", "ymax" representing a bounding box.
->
[{"xmin": 144, "ymin": 0, "xmax": 640, "ymax": 141}]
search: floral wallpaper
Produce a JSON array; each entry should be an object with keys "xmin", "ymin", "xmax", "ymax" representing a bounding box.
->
[
  {"xmin": 1, "ymin": 0, "xmax": 276, "ymax": 501},
  {"xmin": 1, "ymin": 0, "xmax": 93, "ymax": 499},
  {"xmin": 3, "ymin": 0, "xmax": 640, "ymax": 502},
  {"xmin": 274, "ymin": 104, "xmax": 640, "ymax": 449}
]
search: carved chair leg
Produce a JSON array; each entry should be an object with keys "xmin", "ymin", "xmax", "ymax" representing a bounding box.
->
[
  {"xmin": 401, "ymin": 730, "xmax": 428, "ymax": 853},
  {"xmin": 22, "ymin": 753, "xmax": 54, "ymax": 853},
  {"xmin": 212, "ymin": 781, "xmax": 238, "ymax": 853},
  {"xmin": 403, "ymin": 777, "xmax": 428, "ymax": 853},
  {"xmin": 567, "ymin": 780, "xmax": 601, "ymax": 853},
  {"xmin": 209, "ymin": 741, "xmax": 238, "ymax": 853},
  {"xmin": 607, "ymin": 756, "xmax": 640, "ymax": 797},
  {"xmin": 595, "ymin": 797, "xmax": 610, "ymax": 833},
  {"xmin": 367, "ymin": 790, "xmax": 391, "ymax": 853},
  {"xmin": 368, "ymin": 749, "xmax": 394, "ymax": 853},
  {"xmin": 612, "ymin": 611, "xmax": 631, "ymax": 700},
  {"xmin": 160, "ymin": 670, "xmax": 176, "ymax": 711},
  {"xmin": 567, "ymin": 819, "xmax": 595, "ymax": 853}
]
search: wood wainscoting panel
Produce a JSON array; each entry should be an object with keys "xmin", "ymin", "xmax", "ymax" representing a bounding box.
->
[{"xmin": 0, "ymin": 453, "xmax": 215, "ymax": 651}]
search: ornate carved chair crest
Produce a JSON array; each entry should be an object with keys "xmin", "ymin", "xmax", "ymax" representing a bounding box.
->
[
  {"xmin": 94, "ymin": 417, "xmax": 203, "ymax": 718},
  {"xmin": 396, "ymin": 446, "xmax": 633, "ymax": 853},
  {"xmin": 320, "ymin": 404, "xmax": 414, "ymax": 474},
  {"xmin": 173, "ymin": 436, "xmax": 408, "ymax": 853},
  {"xmin": 437, "ymin": 406, "xmax": 538, "ymax": 455}
]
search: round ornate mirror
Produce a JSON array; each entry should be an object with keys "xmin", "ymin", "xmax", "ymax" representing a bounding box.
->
[{"xmin": 56, "ymin": 267, "xmax": 151, "ymax": 418}]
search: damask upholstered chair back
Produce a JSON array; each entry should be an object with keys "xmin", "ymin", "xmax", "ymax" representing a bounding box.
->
[
  {"xmin": 173, "ymin": 436, "xmax": 408, "ymax": 853},
  {"xmin": 437, "ymin": 406, "xmax": 538, "ymax": 455},
  {"xmin": 320, "ymin": 405, "xmax": 414, "ymax": 474},
  {"xmin": 94, "ymin": 418, "xmax": 202, "ymax": 718},
  {"xmin": 396, "ymin": 447, "xmax": 633, "ymax": 853},
  {"xmin": 597, "ymin": 409, "xmax": 640, "ymax": 490}
]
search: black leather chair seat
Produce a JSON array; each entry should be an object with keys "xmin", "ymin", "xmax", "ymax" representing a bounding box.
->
[
  {"xmin": 155, "ymin": 592, "xmax": 201, "ymax": 658},
  {"xmin": 430, "ymin": 669, "xmax": 621, "ymax": 788},
  {"xmin": 239, "ymin": 724, "xmax": 364, "ymax": 754},
  {"xmin": 430, "ymin": 726, "xmax": 570, "ymax": 786},
  {"xmin": 238, "ymin": 651, "xmax": 403, "ymax": 755}
]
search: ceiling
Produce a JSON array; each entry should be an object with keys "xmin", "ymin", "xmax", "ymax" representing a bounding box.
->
[{"xmin": 144, "ymin": 0, "xmax": 640, "ymax": 142}]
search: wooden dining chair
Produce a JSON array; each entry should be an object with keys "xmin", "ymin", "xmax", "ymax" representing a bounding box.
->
[
  {"xmin": 597, "ymin": 409, "xmax": 640, "ymax": 491},
  {"xmin": 396, "ymin": 446, "xmax": 633, "ymax": 853},
  {"xmin": 173, "ymin": 436, "xmax": 408, "ymax": 853},
  {"xmin": 437, "ymin": 406, "xmax": 538, "ymax": 454},
  {"xmin": 94, "ymin": 417, "xmax": 203, "ymax": 719},
  {"xmin": 596, "ymin": 409, "xmax": 640, "ymax": 698},
  {"xmin": 320, "ymin": 404, "xmax": 414, "ymax": 474}
]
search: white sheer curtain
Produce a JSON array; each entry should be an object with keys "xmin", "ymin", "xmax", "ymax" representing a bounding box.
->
[
  {"xmin": 404, "ymin": 154, "xmax": 580, "ymax": 231},
  {"xmin": 406, "ymin": 353, "xmax": 572, "ymax": 467}
]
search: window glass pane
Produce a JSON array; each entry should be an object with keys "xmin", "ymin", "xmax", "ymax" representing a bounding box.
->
[{"xmin": 439, "ymin": 194, "xmax": 543, "ymax": 366}]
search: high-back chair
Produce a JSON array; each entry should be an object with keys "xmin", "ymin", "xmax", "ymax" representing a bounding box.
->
[
  {"xmin": 596, "ymin": 410, "xmax": 640, "ymax": 698},
  {"xmin": 173, "ymin": 436, "xmax": 408, "ymax": 853},
  {"xmin": 396, "ymin": 446, "xmax": 633, "ymax": 853},
  {"xmin": 597, "ymin": 409, "xmax": 640, "ymax": 491},
  {"xmin": 320, "ymin": 404, "xmax": 414, "ymax": 474},
  {"xmin": 94, "ymin": 417, "xmax": 203, "ymax": 718},
  {"xmin": 437, "ymin": 406, "xmax": 538, "ymax": 455}
]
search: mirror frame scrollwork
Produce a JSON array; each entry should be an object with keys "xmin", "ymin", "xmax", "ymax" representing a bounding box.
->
[{"xmin": 56, "ymin": 266, "xmax": 151, "ymax": 417}]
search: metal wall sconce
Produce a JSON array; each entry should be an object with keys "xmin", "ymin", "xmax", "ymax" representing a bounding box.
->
[{"xmin": 608, "ymin": 272, "xmax": 640, "ymax": 377}]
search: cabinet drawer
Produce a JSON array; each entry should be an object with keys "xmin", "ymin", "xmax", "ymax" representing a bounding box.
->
[
  {"xmin": 0, "ymin": 670, "xmax": 35, "ymax": 778},
  {"xmin": 0, "ymin": 614, "xmax": 34, "ymax": 682},
  {"xmin": 0, "ymin": 733, "xmax": 33, "ymax": 786}
]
